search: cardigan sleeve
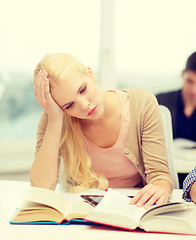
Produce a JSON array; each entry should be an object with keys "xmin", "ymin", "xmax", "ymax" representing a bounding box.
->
[
  {"xmin": 182, "ymin": 168, "xmax": 196, "ymax": 202},
  {"xmin": 141, "ymin": 91, "xmax": 173, "ymax": 186}
]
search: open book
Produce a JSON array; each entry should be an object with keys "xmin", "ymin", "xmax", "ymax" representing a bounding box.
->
[
  {"xmin": 85, "ymin": 189, "xmax": 196, "ymax": 235},
  {"xmin": 10, "ymin": 186, "xmax": 94, "ymax": 224},
  {"xmin": 10, "ymin": 187, "xmax": 196, "ymax": 235}
]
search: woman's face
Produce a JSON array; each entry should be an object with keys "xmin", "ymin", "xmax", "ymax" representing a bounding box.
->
[{"xmin": 51, "ymin": 69, "xmax": 104, "ymax": 120}]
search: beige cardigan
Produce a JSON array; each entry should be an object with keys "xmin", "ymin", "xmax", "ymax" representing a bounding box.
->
[
  {"xmin": 123, "ymin": 89, "xmax": 173, "ymax": 186},
  {"xmin": 34, "ymin": 88, "xmax": 173, "ymax": 188}
]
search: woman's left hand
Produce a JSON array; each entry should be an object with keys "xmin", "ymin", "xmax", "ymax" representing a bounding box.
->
[{"xmin": 130, "ymin": 181, "xmax": 172, "ymax": 209}]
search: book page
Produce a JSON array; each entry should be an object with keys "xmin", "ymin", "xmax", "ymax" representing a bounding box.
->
[
  {"xmin": 11, "ymin": 200, "xmax": 65, "ymax": 223},
  {"xmin": 139, "ymin": 207, "xmax": 196, "ymax": 234},
  {"xmin": 23, "ymin": 187, "xmax": 67, "ymax": 215},
  {"xmin": 86, "ymin": 189, "xmax": 146, "ymax": 229},
  {"xmin": 22, "ymin": 186, "xmax": 94, "ymax": 219},
  {"xmin": 65, "ymin": 201, "xmax": 94, "ymax": 220},
  {"xmin": 140, "ymin": 202, "xmax": 194, "ymax": 222}
]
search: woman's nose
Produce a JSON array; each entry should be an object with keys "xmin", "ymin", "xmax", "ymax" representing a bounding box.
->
[{"xmin": 78, "ymin": 96, "xmax": 90, "ymax": 110}]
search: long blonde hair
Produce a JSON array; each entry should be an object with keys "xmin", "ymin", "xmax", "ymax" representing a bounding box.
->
[{"xmin": 34, "ymin": 53, "xmax": 108, "ymax": 192}]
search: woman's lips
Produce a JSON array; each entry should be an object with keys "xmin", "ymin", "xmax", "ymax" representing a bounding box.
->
[{"xmin": 88, "ymin": 106, "xmax": 97, "ymax": 116}]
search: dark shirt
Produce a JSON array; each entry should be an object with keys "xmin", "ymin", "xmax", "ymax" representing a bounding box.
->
[
  {"xmin": 156, "ymin": 89, "xmax": 196, "ymax": 142},
  {"xmin": 176, "ymin": 90, "xmax": 196, "ymax": 141}
]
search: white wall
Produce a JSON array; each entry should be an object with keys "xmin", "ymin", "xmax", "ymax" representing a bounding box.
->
[{"xmin": 1, "ymin": 0, "xmax": 196, "ymax": 174}]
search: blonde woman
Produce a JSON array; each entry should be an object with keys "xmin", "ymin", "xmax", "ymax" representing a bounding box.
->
[{"xmin": 30, "ymin": 53, "xmax": 173, "ymax": 209}]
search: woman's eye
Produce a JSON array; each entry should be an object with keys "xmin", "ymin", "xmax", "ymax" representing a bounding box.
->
[
  {"xmin": 66, "ymin": 102, "xmax": 74, "ymax": 109},
  {"xmin": 80, "ymin": 85, "xmax": 86, "ymax": 93}
]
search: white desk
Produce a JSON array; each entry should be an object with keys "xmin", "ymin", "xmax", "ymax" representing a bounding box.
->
[
  {"xmin": 173, "ymin": 139, "xmax": 196, "ymax": 174},
  {"xmin": 175, "ymin": 159, "xmax": 196, "ymax": 174},
  {"xmin": 1, "ymin": 180, "xmax": 196, "ymax": 240}
]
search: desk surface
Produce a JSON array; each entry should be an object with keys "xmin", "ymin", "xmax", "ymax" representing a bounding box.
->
[
  {"xmin": 1, "ymin": 180, "xmax": 196, "ymax": 240},
  {"xmin": 173, "ymin": 139, "xmax": 196, "ymax": 173}
]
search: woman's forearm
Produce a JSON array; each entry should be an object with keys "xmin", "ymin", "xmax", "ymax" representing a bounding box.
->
[
  {"xmin": 30, "ymin": 117, "xmax": 63, "ymax": 190},
  {"xmin": 190, "ymin": 182, "xmax": 196, "ymax": 203}
]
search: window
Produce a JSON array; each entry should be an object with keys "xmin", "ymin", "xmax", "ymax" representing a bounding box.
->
[
  {"xmin": 115, "ymin": 0, "xmax": 196, "ymax": 93},
  {"xmin": 0, "ymin": 0, "xmax": 100, "ymax": 174},
  {"xmin": 1, "ymin": 0, "xmax": 196, "ymax": 177}
]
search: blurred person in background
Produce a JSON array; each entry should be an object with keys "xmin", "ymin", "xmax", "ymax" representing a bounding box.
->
[{"xmin": 156, "ymin": 52, "xmax": 196, "ymax": 142}]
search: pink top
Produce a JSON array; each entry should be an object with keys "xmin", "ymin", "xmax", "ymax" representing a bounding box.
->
[{"xmin": 83, "ymin": 90, "xmax": 143, "ymax": 188}]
